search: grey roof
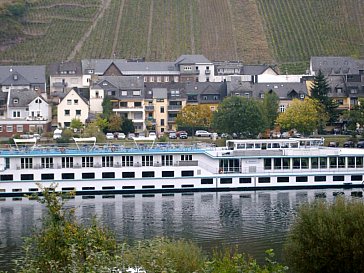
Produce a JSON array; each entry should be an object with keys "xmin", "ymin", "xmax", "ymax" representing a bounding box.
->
[
  {"xmin": 0, "ymin": 91, "xmax": 8, "ymax": 104},
  {"xmin": 241, "ymin": 65, "xmax": 274, "ymax": 75},
  {"xmin": 227, "ymin": 79, "xmax": 254, "ymax": 94},
  {"xmin": 0, "ymin": 65, "xmax": 46, "ymax": 85},
  {"xmin": 152, "ymin": 88, "xmax": 168, "ymax": 99},
  {"xmin": 144, "ymin": 82, "xmax": 187, "ymax": 100},
  {"xmin": 310, "ymin": 56, "xmax": 364, "ymax": 75},
  {"xmin": 96, "ymin": 76, "xmax": 144, "ymax": 90},
  {"xmin": 48, "ymin": 61, "xmax": 82, "ymax": 76},
  {"xmin": 185, "ymin": 82, "xmax": 226, "ymax": 95},
  {"xmin": 175, "ymin": 55, "xmax": 212, "ymax": 64},
  {"xmin": 8, "ymin": 89, "xmax": 39, "ymax": 107},
  {"xmin": 253, "ymin": 82, "xmax": 308, "ymax": 99},
  {"xmin": 81, "ymin": 59, "xmax": 127, "ymax": 74}
]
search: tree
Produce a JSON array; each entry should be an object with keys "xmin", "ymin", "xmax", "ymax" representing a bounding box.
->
[
  {"xmin": 262, "ymin": 91, "xmax": 280, "ymax": 129},
  {"xmin": 83, "ymin": 121, "xmax": 106, "ymax": 142},
  {"xmin": 284, "ymin": 197, "xmax": 364, "ymax": 273},
  {"xmin": 343, "ymin": 98, "xmax": 364, "ymax": 131},
  {"xmin": 276, "ymin": 98, "xmax": 326, "ymax": 135},
  {"xmin": 176, "ymin": 105, "xmax": 212, "ymax": 132},
  {"xmin": 70, "ymin": 118, "xmax": 83, "ymax": 131},
  {"xmin": 95, "ymin": 115, "xmax": 108, "ymax": 133},
  {"xmin": 107, "ymin": 114, "xmax": 122, "ymax": 132},
  {"xmin": 212, "ymin": 96, "xmax": 266, "ymax": 138},
  {"xmin": 310, "ymin": 70, "xmax": 339, "ymax": 124},
  {"xmin": 121, "ymin": 118, "xmax": 135, "ymax": 134},
  {"xmin": 102, "ymin": 97, "xmax": 113, "ymax": 120}
]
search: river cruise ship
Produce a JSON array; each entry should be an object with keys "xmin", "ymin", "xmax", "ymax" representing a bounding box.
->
[{"xmin": 0, "ymin": 137, "xmax": 363, "ymax": 196}]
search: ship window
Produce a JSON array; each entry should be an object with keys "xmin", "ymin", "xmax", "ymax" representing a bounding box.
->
[
  {"xmin": 21, "ymin": 174, "xmax": 34, "ymax": 180},
  {"xmin": 0, "ymin": 175, "xmax": 13, "ymax": 181},
  {"xmin": 351, "ymin": 175, "xmax": 362, "ymax": 181},
  {"xmin": 301, "ymin": 158, "xmax": 309, "ymax": 169},
  {"xmin": 122, "ymin": 186, "xmax": 135, "ymax": 189},
  {"xmin": 180, "ymin": 154, "xmax": 193, "ymax": 161},
  {"xmin": 162, "ymin": 171, "xmax": 174, "ymax": 177},
  {"xmin": 62, "ymin": 157, "xmax": 73, "ymax": 168},
  {"xmin": 274, "ymin": 158, "xmax": 282, "ymax": 169},
  {"xmin": 220, "ymin": 178, "xmax": 232, "ymax": 184},
  {"xmin": 82, "ymin": 187, "xmax": 95, "ymax": 190},
  {"xmin": 239, "ymin": 177, "xmax": 251, "ymax": 183},
  {"xmin": 142, "ymin": 171, "xmax": 155, "ymax": 177},
  {"xmin": 28, "ymin": 188, "xmax": 38, "ymax": 192},
  {"xmin": 41, "ymin": 157, "xmax": 53, "ymax": 168},
  {"xmin": 182, "ymin": 170, "xmax": 194, "ymax": 177},
  {"xmin": 201, "ymin": 178, "xmax": 213, "ymax": 184},
  {"xmin": 320, "ymin": 157, "xmax": 327, "ymax": 168},
  {"xmin": 338, "ymin": 157, "xmax": 345, "ymax": 168},
  {"xmin": 122, "ymin": 156, "xmax": 133, "ymax": 167},
  {"xmin": 296, "ymin": 176, "xmax": 308, "ymax": 182},
  {"xmin": 311, "ymin": 157, "xmax": 318, "ymax": 169},
  {"xmin": 356, "ymin": 157, "xmax": 363, "ymax": 168},
  {"xmin": 264, "ymin": 159, "xmax": 272, "ymax": 170},
  {"xmin": 333, "ymin": 176, "xmax": 344, "ymax": 181},
  {"xmin": 181, "ymin": 184, "xmax": 194, "ymax": 188},
  {"xmin": 142, "ymin": 185, "xmax": 155, "ymax": 189},
  {"xmin": 102, "ymin": 172, "xmax": 115, "ymax": 178},
  {"xmin": 277, "ymin": 177, "xmax": 289, "ymax": 183},
  {"xmin": 348, "ymin": 157, "xmax": 355, "ymax": 168},
  {"xmin": 62, "ymin": 173, "xmax": 74, "ymax": 179},
  {"xmin": 82, "ymin": 156, "xmax": 93, "ymax": 167},
  {"xmin": 102, "ymin": 156, "xmax": 114, "ymax": 167},
  {"xmin": 122, "ymin": 172, "xmax": 135, "ymax": 178},
  {"xmin": 329, "ymin": 157, "xmax": 337, "ymax": 168},
  {"xmin": 258, "ymin": 177, "xmax": 270, "ymax": 183},
  {"xmin": 21, "ymin": 158, "xmax": 33, "ymax": 169},
  {"xmin": 41, "ymin": 173, "xmax": 54, "ymax": 180},
  {"xmin": 82, "ymin": 173, "xmax": 95, "ymax": 179},
  {"xmin": 142, "ymin": 155, "xmax": 154, "ymax": 167},
  {"xmin": 162, "ymin": 185, "xmax": 174, "ymax": 188},
  {"xmin": 283, "ymin": 158, "xmax": 290, "ymax": 169},
  {"xmin": 293, "ymin": 158, "xmax": 300, "ymax": 169},
  {"xmin": 102, "ymin": 186, "xmax": 115, "ymax": 190},
  {"xmin": 162, "ymin": 155, "xmax": 173, "ymax": 166},
  {"xmin": 314, "ymin": 176, "xmax": 326, "ymax": 182}
]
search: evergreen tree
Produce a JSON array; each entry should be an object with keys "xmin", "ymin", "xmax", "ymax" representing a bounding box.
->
[
  {"xmin": 121, "ymin": 118, "xmax": 135, "ymax": 134},
  {"xmin": 310, "ymin": 70, "xmax": 339, "ymax": 124},
  {"xmin": 102, "ymin": 97, "xmax": 113, "ymax": 120},
  {"xmin": 262, "ymin": 91, "xmax": 280, "ymax": 129}
]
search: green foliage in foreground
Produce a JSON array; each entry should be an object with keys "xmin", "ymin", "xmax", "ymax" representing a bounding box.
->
[
  {"xmin": 1, "ymin": 184, "xmax": 288, "ymax": 273},
  {"xmin": 284, "ymin": 197, "xmax": 364, "ymax": 273}
]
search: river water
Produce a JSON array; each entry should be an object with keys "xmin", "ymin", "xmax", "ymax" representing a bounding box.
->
[{"xmin": 0, "ymin": 188, "xmax": 362, "ymax": 271}]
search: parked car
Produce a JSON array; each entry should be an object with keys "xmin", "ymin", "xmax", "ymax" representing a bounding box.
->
[
  {"xmin": 106, "ymin": 133, "xmax": 114, "ymax": 140},
  {"xmin": 357, "ymin": 141, "xmax": 364, "ymax": 148},
  {"xmin": 169, "ymin": 131, "xmax": 177, "ymax": 139},
  {"xmin": 127, "ymin": 133, "xmax": 135, "ymax": 140},
  {"xmin": 53, "ymin": 129, "xmax": 62, "ymax": 140},
  {"xmin": 149, "ymin": 132, "xmax": 157, "ymax": 139},
  {"xmin": 117, "ymin": 132, "xmax": 126, "ymax": 139},
  {"xmin": 195, "ymin": 130, "xmax": 211, "ymax": 137},
  {"xmin": 343, "ymin": 141, "xmax": 354, "ymax": 148},
  {"xmin": 179, "ymin": 131, "xmax": 188, "ymax": 139},
  {"xmin": 328, "ymin": 141, "xmax": 339, "ymax": 147},
  {"xmin": 210, "ymin": 132, "xmax": 219, "ymax": 139}
]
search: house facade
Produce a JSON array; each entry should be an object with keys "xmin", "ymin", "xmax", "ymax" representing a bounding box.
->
[{"xmin": 48, "ymin": 61, "xmax": 84, "ymax": 93}]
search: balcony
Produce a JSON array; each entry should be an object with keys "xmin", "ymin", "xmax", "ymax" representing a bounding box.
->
[
  {"xmin": 168, "ymin": 117, "xmax": 176, "ymax": 123},
  {"xmin": 181, "ymin": 69, "xmax": 199, "ymax": 75},
  {"xmin": 113, "ymin": 106, "xmax": 143, "ymax": 112},
  {"xmin": 205, "ymin": 70, "xmax": 211, "ymax": 75},
  {"xmin": 145, "ymin": 117, "xmax": 156, "ymax": 124},
  {"xmin": 145, "ymin": 105, "xmax": 154, "ymax": 111},
  {"xmin": 26, "ymin": 116, "xmax": 47, "ymax": 121},
  {"xmin": 167, "ymin": 105, "xmax": 182, "ymax": 111},
  {"xmin": 52, "ymin": 82, "xmax": 68, "ymax": 88}
]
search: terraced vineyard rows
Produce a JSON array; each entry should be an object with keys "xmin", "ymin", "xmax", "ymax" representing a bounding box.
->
[
  {"xmin": 256, "ymin": 0, "xmax": 364, "ymax": 73},
  {"xmin": 0, "ymin": 0, "xmax": 363, "ymax": 72}
]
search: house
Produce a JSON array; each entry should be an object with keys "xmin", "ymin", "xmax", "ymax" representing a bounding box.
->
[
  {"xmin": 0, "ymin": 65, "xmax": 46, "ymax": 96},
  {"xmin": 175, "ymin": 54, "xmax": 215, "ymax": 83},
  {"xmin": 57, "ymin": 89, "xmax": 89, "ymax": 128},
  {"xmin": 48, "ymin": 61, "xmax": 84, "ymax": 93},
  {"xmin": 0, "ymin": 89, "xmax": 51, "ymax": 137}
]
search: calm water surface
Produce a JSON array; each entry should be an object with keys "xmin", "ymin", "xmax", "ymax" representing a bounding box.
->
[{"xmin": 0, "ymin": 188, "xmax": 361, "ymax": 271}]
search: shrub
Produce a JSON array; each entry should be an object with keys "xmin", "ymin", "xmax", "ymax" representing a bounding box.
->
[{"xmin": 284, "ymin": 197, "xmax": 364, "ymax": 273}]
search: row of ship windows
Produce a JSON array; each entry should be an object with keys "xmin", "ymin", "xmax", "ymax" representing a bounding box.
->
[
  {"xmin": 264, "ymin": 157, "xmax": 364, "ymax": 170},
  {"xmin": 3, "ymin": 175, "xmax": 362, "ymax": 193}
]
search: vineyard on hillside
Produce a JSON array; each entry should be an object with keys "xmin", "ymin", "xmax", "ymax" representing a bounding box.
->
[{"xmin": 0, "ymin": 0, "xmax": 363, "ymax": 73}]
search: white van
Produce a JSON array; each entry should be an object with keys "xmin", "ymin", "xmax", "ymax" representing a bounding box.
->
[{"xmin": 53, "ymin": 129, "xmax": 62, "ymax": 140}]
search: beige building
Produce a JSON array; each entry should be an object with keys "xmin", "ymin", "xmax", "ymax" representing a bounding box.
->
[{"xmin": 57, "ymin": 89, "xmax": 89, "ymax": 128}]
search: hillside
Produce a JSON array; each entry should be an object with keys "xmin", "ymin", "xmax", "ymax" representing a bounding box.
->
[{"xmin": 0, "ymin": 0, "xmax": 363, "ymax": 73}]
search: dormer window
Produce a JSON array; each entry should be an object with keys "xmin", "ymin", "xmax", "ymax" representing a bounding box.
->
[
  {"xmin": 13, "ymin": 74, "xmax": 18, "ymax": 80},
  {"xmin": 300, "ymin": 94, "xmax": 305, "ymax": 99},
  {"xmin": 35, "ymin": 99, "xmax": 42, "ymax": 104},
  {"xmin": 102, "ymin": 82, "xmax": 108, "ymax": 86},
  {"xmin": 13, "ymin": 98, "xmax": 19, "ymax": 104}
]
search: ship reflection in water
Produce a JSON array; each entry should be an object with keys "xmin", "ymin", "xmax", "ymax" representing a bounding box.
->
[{"xmin": 0, "ymin": 188, "xmax": 363, "ymax": 271}]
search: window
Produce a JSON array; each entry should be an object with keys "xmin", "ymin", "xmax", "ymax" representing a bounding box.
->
[
  {"xmin": 315, "ymin": 176, "xmax": 326, "ymax": 182},
  {"xmin": 180, "ymin": 154, "xmax": 192, "ymax": 161},
  {"xmin": 258, "ymin": 177, "xmax": 270, "ymax": 183},
  {"xmin": 67, "ymin": 99, "xmax": 72, "ymax": 105},
  {"xmin": 74, "ymin": 99, "xmax": 78, "ymax": 105},
  {"xmin": 41, "ymin": 157, "xmax": 53, "ymax": 168},
  {"xmin": 134, "ymin": 101, "xmax": 142, "ymax": 107},
  {"xmin": 62, "ymin": 157, "xmax": 73, "ymax": 168},
  {"xmin": 122, "ymin": 156, "xmax": 133, "ymax": 166},
  {"xmin": 42, "ymin": 173, "xmax": 54, "ymax": 180},
  {"xmin": 62, "ymin": 173, "xmax": 75, "ymax": 179},
  {"xmin": 6, "ymin": 126, "xmax": 13, "ymax": 132},
  {"xmin": 102, "ymin": 172, "xmax": 115, "ymax": 178},
  {"xmin": 150, "ymin": 77, "xmax": 154, "ymax": 82},
  {"xmin": 162, "ymin": 155, "xmax": 173, "ymax": 166},
  {"xmin": 333, "ymin": 176, "xmax": 344, "ymax": 181},
  {"xmin": 102, "ymin": 156, "xmax": 113, "ymax": 167},
  {"xmin": 277, "ymin": 177, "xmax": 289, "ymax": 183},
  {"xmin": 162, "ymin": 171, "xmax": 174, "ymax": 177},
  {"xmin": 181, "ymin": 170, "xmax": 194, "ymax": 177},
  {"xmin": 296, "ymin": 176, "xmax": 308, "ymax": 182},
  {"xmin": 239, "ymin": 178, "xmax": 251, "ymax": 183},
  {"xmin": 82, "ymin": 156, "xmax": 93, "ymax": 167},
  {"xmin": 64, "ymin": 110, "xmax": 70, "ymax": 116},
  {"xmin": 13, "ymin": 98, "xmax": 19, "ymax": 104},
  {"xmin": 201, "ymin": 178, "xmax": 213, "ymax": 184},
  {"xmin": 76, "ymin": 110, "xmax": 81, "ymax": 116},
  {"xmin": 82, "ymin": 173, "xmax": 95, "ymax": 179},
  {"xmin": 157, "ymin": 76, "xmax": 161, "ymax": 82},
  {"xmin": 0, "ymin": 125, "xmax": 3, "ymax": 132},
  {"xmin": 133, "ymin": 90, "xmax": 141, "ymax": 96},
  {"xmin": 220, "ymin": 178, "xmax": 232, "ymax": 184},
  {"xmin": 16, "ymin": 125, "xmax": 23, "ymax": 132},
  {"xmin": 21, "ymin": 174, "xmax": 34, "ymax": 180},
  {"xmin": 21, "ymin": 158, "xmax": 33, "ymax": 169},
  {"xmin": 142, "ymin": 171, "xmax": 155, "ymax": 177},
  {"xmin": 164, "ymin": 76, "xmax": 169, "ymax": 82},
  {"xmin": 142, "ymin": 155, "xmax": 153, "ymax": 166},
  {"xmin": 160, "ymin": 106, "xmax": 164, "ymax": 113},
  {"xmin": 264, "ymin": 159, "xmax": 272, "ymax": 170},
  {"xmin": 279, "ymin": 105, "xmax": 286, "ymax": 112},
  {"xmin": 161, "ymin": 119, "xmax": 164, "ymax": 126},
  {"xmin": 351, "ymin": 175, "xmax": 362, "ymax": 181},
  {"xmin": 122, "ymin": 172, "xmax": 135, "ymax": 178},
  {"xmin": 0, "ymin": 174, "xmax": 13, "ymax": 181},
  {"xmin": 121, "ymin": 91, "xmax": 127, "ymax": 96}
]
